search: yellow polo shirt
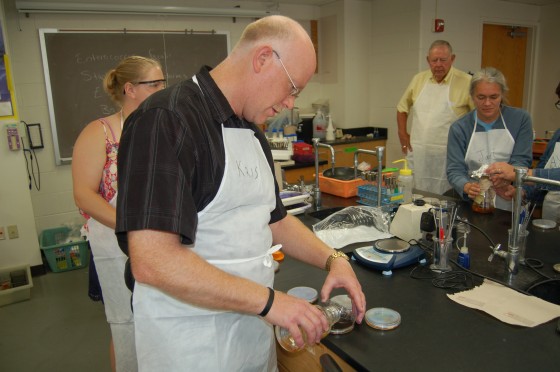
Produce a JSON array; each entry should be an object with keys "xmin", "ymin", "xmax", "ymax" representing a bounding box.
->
[{"xmin": 397, "ymin": 66, "xmax": 474, "ymax": 117}]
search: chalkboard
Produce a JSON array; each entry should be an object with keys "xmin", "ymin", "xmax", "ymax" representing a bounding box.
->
[{"xmin": 39, "ymin": 29, "xmax": 229, "ymax": 164}]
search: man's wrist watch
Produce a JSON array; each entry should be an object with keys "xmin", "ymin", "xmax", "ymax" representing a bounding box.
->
[{"xmin": 325, "ymin": 251, "xmax": 350, "ymax": 271}]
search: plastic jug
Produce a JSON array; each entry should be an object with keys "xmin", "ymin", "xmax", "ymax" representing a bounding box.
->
[
  {"xmin": 393, "ymin": 159, "xmax": 414, "ymax": 204},
  {"xmin": 312, "ymin": 109, "xmax": 326, "ymax": 140},
  {"xmin": 326, "ymin": 115, "xmax": 335, "ymax": 141}
]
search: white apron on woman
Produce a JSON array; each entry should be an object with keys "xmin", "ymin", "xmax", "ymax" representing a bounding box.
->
[
  {"xmin": 409, "ymin": 79, "xmax": 459, "ymax": 194},
  {"xmin": 87, "ymin": 194, "xmax": 137, "ymax": 372},
  {"xmin": 465, "ymin": 112, "xmax": 515, "ymax": 211},
  {"xmin": 542, "ymin": 142, "xmax": 560, "ymax": 222},
  {"xmin": 133, "ymin": 125, "xmax": 278, "ymax": 371}
]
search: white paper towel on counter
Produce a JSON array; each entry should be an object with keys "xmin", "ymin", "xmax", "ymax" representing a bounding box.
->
[{"xmin": 447, "ymin": 279, "xmax": 560, "ymax": 327}]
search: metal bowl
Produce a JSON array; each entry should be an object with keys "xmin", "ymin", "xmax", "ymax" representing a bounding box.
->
[{"xmin": 322, "ymin": 167, "xmax": 362, "ymax": 181}]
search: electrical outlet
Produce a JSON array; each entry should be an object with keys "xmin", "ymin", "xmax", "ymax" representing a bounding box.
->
[
  {"xmin": 0, "ymin": 227, "xmax": 5, "ymax": 240},
  {"xmin": 7, "ymin": 225, "xmax": 19, "ymax": 239}
]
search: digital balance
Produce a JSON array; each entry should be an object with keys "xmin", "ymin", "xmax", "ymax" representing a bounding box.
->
[{"xmin": 353, "ymin": 237, "xmax": 426, "ymax": 276}]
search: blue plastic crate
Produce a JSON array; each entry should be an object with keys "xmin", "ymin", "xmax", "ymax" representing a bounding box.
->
[{"xmin": 40, "ymin": 227, "xmax": 89, "ymax": 273}]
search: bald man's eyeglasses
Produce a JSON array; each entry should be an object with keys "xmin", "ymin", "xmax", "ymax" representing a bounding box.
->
[{"xmin": 272, "ymin": 50, "xmax": 299, "ymax": 97}]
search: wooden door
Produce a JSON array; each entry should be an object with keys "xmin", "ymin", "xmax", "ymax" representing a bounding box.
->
[{"xmin": 481, "ymin": 24, "xmax": 529, "ymax": 108}]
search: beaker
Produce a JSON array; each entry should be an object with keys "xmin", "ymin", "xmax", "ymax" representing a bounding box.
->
[
  {"xmin": 472, "ymin": 175, "xmax": 495, "ymax": 214},
  {"xmin": 430, "ymin": 237, "xmax": 453, "ymax": 272},
  {"xmin": 508, "ymin": 228, "xmax": 529, "ymax": 264}
]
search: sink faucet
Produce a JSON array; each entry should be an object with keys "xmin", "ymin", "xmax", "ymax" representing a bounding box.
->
[
  {"xmin": 313, "ymin": 138, "xmax": 335, "ymax": 208},
  {"xmin": 353, "ymin": 147, "xmax": 384, "ymax": 207},
  {"xmin": 508, "ymin": 167, "xmax": 560, "ymax": 274}
]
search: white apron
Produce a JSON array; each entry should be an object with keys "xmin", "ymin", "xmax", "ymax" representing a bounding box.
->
[
  {"xmin": 87, "ymin": 194, "xmax": 137, "ymax": 372},
  {"xmin": 465, "ymin": 111, "xmax": 515, "ymax": 211},
  {"xmin": 542, "ymin": 141, "xmax": 560, "ymax": 222},
  {"xmin": 409, "ymin": 78, "xmax": 458, "ymax": 194},
  {"xmin": 133, "ymin": 123, "xmax": 278, "ymax": 371}
]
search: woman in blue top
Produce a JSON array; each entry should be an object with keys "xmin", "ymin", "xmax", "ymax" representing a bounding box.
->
[{"xmin": 447, "ymin": 67, "xmax": 533, "ymax": 211}]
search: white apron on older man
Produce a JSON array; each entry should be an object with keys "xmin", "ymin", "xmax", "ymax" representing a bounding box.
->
[
  {"xmin": 542, "ymin": 142, "xmax": 560, "ymax": 222},
  {"xmin": 465, "ymin": 111, "xmax": 515, "ymax": 211},
  {"xmin": 409, "ymin": 78, "xmax": 459, "ymax": 195},
  {"xmin": 133, "ymin": 124, "xmax": 278, "ymax": 371},
  {"xmin": 87, "ymin": 194, "xmax": 137, "ymax": 372}
]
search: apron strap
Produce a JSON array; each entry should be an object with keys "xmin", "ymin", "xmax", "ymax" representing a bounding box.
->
[{"xmin": 207, "ymin": 244, "xmax": 282, "ymax": 268}]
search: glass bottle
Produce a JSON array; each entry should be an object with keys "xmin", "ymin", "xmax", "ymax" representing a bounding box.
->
[
  {"xmin": 275, "ymin": 299, "xmax": 355, "ymax": 352},
  {"xmin": 472, "ymin": 175, "xmax": 495, "ymax": 213}
]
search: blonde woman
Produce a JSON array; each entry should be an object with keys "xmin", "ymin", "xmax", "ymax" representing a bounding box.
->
[{"xmin": 72, "ymin": 56, "xmax": 165, "ymax": 371}]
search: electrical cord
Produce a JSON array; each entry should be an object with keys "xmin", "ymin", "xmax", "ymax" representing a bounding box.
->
[
  {"xmin": 409, "ymin": 264, "xmax": 475, "ymax": 290},
  {"xmin": 523, "ymin": 258, "xmax": 553, "ymax": 280},
  {"xmin": 21, "ymin": 121, "xmax": 41, "ymax": 191}
]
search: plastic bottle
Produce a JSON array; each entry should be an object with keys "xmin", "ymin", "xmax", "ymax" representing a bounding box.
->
[
  {"xmin": 325, "ymin": 115, "xmax": 335, "ymax": 141},
  {"xmin": 393, "ymin": 159, "xmax": 414, "ymax": 204},
  {"xmin": 458, "ymin": 247, "xmax": 470, "ymax": 269},
  {"xmin": 312, "ymin": 109, "xmax": 326, "ymax": 140}
]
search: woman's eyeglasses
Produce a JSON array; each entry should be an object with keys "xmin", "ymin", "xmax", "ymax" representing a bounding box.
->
[{"xmin": 134, "ymin": 79, "xmax": 167, "ymax": 89}]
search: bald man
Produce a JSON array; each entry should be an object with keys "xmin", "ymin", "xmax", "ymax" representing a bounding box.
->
[{"xmin": 116, "ymin": 16, "xmax": 365, "ymax": 370}]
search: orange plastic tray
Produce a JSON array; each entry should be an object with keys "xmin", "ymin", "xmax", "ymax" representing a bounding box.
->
[{"xmin": 318, "ymin": 173, "xmax": 368, "ymax": 198}]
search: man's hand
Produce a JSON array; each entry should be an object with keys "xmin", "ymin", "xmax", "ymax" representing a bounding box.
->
[
  {"xmin": 321, "ymin": 258, "xmax": 366, "ymax": 324},
  {"xmin": 265, "ymin": 291, "xmax": 329, "ymax": 349},
  {"xmin": 397, "ymin": 111, "xmax": 412, "ymax": 154},
  {"xmin": 398, "ymin": 131, "xmax": 412, "ymax": 154}
]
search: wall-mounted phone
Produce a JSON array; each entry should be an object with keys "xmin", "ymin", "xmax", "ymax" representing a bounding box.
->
[
  {"xmin": 6, "ymin": 124, "xmax": 21, "ymax": 151},
  {"xmin": 24, "ymin": 122, "xmax": 44, "ymax": 149}
]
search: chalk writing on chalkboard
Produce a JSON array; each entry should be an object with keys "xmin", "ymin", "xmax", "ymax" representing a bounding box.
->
[{"xmin": 39, "ymin": 29, "xmax": 229, "ymax": 164}]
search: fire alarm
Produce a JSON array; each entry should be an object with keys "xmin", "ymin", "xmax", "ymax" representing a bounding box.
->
[{"xmin": 434, "ymin": 18, "xmax": 445, "ymax": 33}]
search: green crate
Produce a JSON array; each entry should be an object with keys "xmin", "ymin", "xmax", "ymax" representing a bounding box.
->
[{"xmin": 39, "ymin": 227, "xmax": 89, "ymax": 273}]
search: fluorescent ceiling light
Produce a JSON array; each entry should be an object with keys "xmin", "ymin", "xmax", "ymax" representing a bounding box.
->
[{"xmin": 15, "ymin": 1, "xmax": 270, "ymax": 18}]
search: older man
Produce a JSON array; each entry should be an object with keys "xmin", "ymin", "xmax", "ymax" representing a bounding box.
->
[
  {"xmin": 116, "ymin": 15, "xmax": 365, "ymax": 371},
  {"xmin": 397, "ymin": 40, "xmax": 473, "ymax": 194}
]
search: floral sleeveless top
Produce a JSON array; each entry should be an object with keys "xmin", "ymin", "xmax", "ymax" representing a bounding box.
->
[
  {"xmin": 98, "ymin": 118, "xmax": 119, "ymax": 202},
  {"xmin": 80, "ymin": 118, "xmax": 119, "ymax": 220}
]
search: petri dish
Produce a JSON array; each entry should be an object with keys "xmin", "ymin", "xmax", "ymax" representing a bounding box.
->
[
  {"xmin": 330, "ymin": 295, "xmax": 356, "ymax": 335},
  {"xmin": 532, "ymin": 219, "xmax": 557, "ymax": 229},
  {"xmin": 287, "ymin": 286, "xmax": 318, "ymax": 303},
  {"xmin": 365, "ymin": 307, "xmax": 401, "ymax": 330}
]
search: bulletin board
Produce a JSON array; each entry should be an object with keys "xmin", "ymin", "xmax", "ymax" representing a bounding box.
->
[
  {"xmin": 0, "ymin": 22, "xmax": 17, "ymax": 121},
  {"xmin": 39, "ymin": 29, "xmax": 229, "ymax": 164}
]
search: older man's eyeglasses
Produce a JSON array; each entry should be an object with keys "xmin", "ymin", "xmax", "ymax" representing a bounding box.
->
[
  {"xmin": 272, "ymin": 50, "xmax": 299, "ymax": 97},
  {"xmin": 134, "ymin": 79, "xmax": 167, "ymax": 89},
  {"xmin": 555, "ymin": 100, "xmax": 560, "ymax": 110}
]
